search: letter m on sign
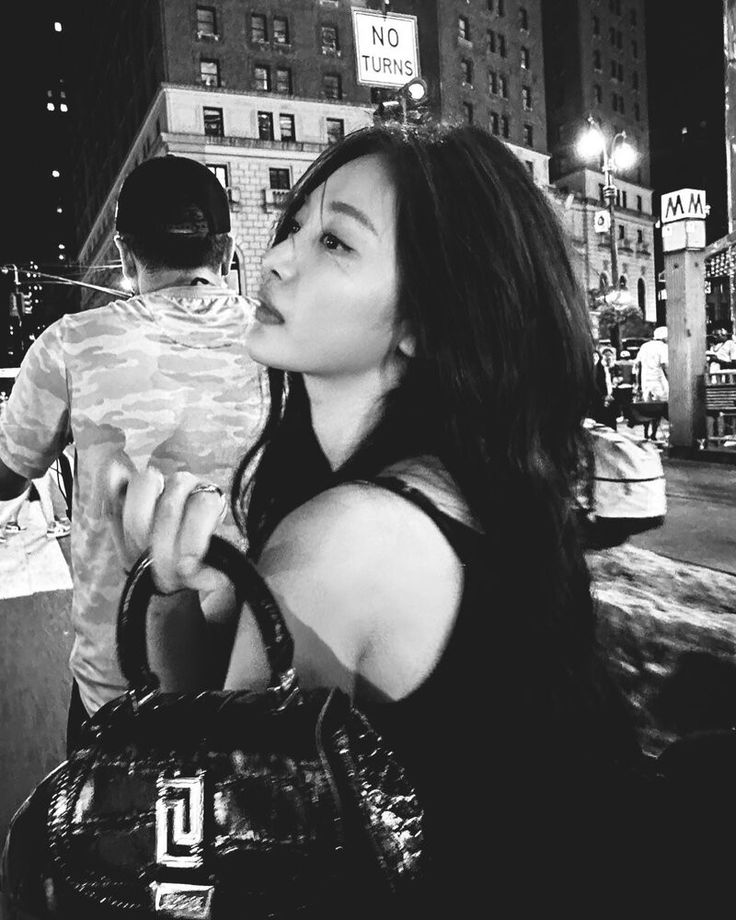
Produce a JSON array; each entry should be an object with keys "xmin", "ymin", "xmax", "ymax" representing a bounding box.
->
[{"xmin": 664, "ymin": 193, "xmax": 685, "ymax": 221}]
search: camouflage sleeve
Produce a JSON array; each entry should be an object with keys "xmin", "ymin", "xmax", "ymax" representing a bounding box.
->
[{"xmin": 0, "ymin": 320, "xmax": 71, "ymax": 479}]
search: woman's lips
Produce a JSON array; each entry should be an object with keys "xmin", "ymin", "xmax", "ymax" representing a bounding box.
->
[{"xmin": 254, "ymin": 299, "xmax": 284, "ymax": 325}]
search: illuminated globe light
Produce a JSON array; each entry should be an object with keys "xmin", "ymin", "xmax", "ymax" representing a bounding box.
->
[
  {"xmin": 47, "ymin": 102, "xmax": 55, "ymax": 112},
  {"xmin": 576, "ymin": 125, "xmax": 605, "ymax": 160},
  {"xmin": 611, "ymin": 140, "xmax": 637, "ymax": 171},
  {"xmin": 54, "ymin": 21, "xmax": 62, "ymax": 32},
  {"xmin": 405, "ymin": 78, "xmax": 428, "ymax": 103},
  {"xmin": 51, "ymin": 170, "xmax": 60, "ymax": 178}
]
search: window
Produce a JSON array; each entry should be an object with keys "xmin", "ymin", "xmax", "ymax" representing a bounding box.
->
[
  {"xmin": 636, "ymin": 194, "xmax": 643, "ymax": 211},
  {"xmin": 630, "ymin": 9, "xmax": 637, "ymax": 26},
  {"xmin": 498, "ymin": 0, "xmax": 505, "ymax": 15},
  {"xmin": 519, "ymin": 6, "xmax": 528, "ymax": 29},
  {"xmin": 594, "ymin": 83, "xmax": 602, "ymax": 103},
  {"xmin": 632, "ymin": 39, "xmax": 638, "ymax": 58},
  {"xmin": 520, "ymin": 47, "xmax": 529, "ymax": 69},
  {"xmin": 616, "ymin": 30, "xmax": 623, "ymax": 49},
  {"xmin": 250, "ymin": 13, "xmax": 267, "ymax": 43},
  {"xmin": 490, "ymin": 111, "xmax": 499, "ymax": 135},
  {"xmin": 632, "ymin": 71, "xmax": 639, "ymax": 90},
  {"xmin": 612, "ymin": 93, "xmax": 618, "ymax": 112},
  {"xmin": 462, "ymin": 102, "xmax": 473, "ymax": 125},
  {"xmin": 499, "ymin": 34, "xmax": 506, "ymax": 57},
  {"xmin": 258, "ymin": 111, "xmax": 274, "ymax": 140},
  {"xmin": 196, "ymin": 7, "xmax": 216, "ymax": 37},
  {"xmin": 499, "ymin": 74, "xmax": 508, "ymax": 98},
  {"xmin": 592, "ymin": 15, "xmax": 600, "ymax": 36},
  {"xmin": 593, "ymin": 49, "xmax": 601, "ymax": 70},
  {"xmin": 269, "ymin": 167, "xmax": 291, "ymax": 190},
  {"xmin": 621, "ymin": 190, "xmax": 627, "ymax": 208},
  {"xmin": 488, "ymin": 29, "xmax": 496, "ymax": 52},
  {"xmin": 326, "ymin": 117, "xmax": 344, "ymax": 144},
  {"xmin": 609, "ymin": 26, "xmax": 616, "ymax": 44},
  {"xmin": 522, "ymin": 86, "xmax": 532, "ymax": 110},
  {"xmin": 203, "ymin": 106, "xmax": 223, "ymax": 137},
  {"xmin": 634, "ymin": 102, "xmax": 640, "ymax": 121},
  {"xmin": 599, "ymin": 183, "xmax": 605, "ymax": 203},
  {"xmin": 273, "ymin": 17, "xmax": 289, "ymax": 44},
  {"xmin": 323, "ymin": 73, "xmax": 342, "ymax": 99},
  {"xmin": 501, "ymin": 114, "xmax": 509, "ymax": 138},
  {"xmin": 321, "ymin": 24, "xmax": 339, "ymax": 53},
  {"xmin": 523, "ymin": 123, "xmax": 533, "ymax": 146},
  {"xmin": 618, "ymin": 62, "xmax": 624, "ymax": 81},
  {"xmin": 618, "ymin": 224, "xmax": 625, "ymax": 240},
  {"xmin": 638, "ymin": 278, "xmax": 646, "ymax": 313},
  {"xmin": 276, "ymin": 67, "xmax": 292, "ymax": 94},
  {"xmin": 458, "ymin": 16, "xmax": 470, "ymax": 41},
  {"xmin": 637, "ymin": 229, "xmax": 644, "ymax": 243},
  {"xmin": 488, "ymin": 0, "xmax": 494, "ymax": 9},
  {"xmin": 254, "ymin": 65, "xmax": 271, "ymax": 91},
  {"xmin": 526, "ymin": 161, "xmax": 534, "ymax": 177},
  {"xmin": 618, "ymin": 94, "xmax": 625, "ymax": 114},
  {"xmin": 488, "ymin": 70, "xmax": 498, "ymax": 94},
  {"xmin": 460, "ymin": 59, "xmax": 473, "ymax": 85},
  {"xmin": 200, "ymin": 59, "xmax": 220, "ymax": 87},
  {"xmin": 208, "ymin": 164, "xmax": 228, "ymax": 187},
  {"xmin": 279, "ymin": 113, "xmax": 295, "ymax": 141},
  {"xmin": 610, "ymin": 60, "xmax": 618, "ymax": 79}
]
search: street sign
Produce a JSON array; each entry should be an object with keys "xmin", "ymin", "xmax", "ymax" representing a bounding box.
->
[
  {"xmin": 660, "ymin": 188, "xmax": 707, "ymax": 224},
  {"xmin": 351, "ymin": 9, "xmax": 420, "ymax": 88},
  {"xmin": 594, "ymin": 209, "xmax": 611, "ymax": 233}
]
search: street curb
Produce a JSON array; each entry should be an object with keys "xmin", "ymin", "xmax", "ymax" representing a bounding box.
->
[{"xmin": 664, "ymin": 446, "xmax": 736, "ymax": 467}]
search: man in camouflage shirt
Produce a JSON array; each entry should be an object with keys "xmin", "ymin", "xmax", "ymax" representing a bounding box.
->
[{"xmin": 0, "ymin": 156, "xmax": 263, "ymax": 751}]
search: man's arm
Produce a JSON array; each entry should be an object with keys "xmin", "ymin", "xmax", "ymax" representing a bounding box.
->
[{"xmin": 0, "ymin": 455, "xmax": 30, "ymax": 501}]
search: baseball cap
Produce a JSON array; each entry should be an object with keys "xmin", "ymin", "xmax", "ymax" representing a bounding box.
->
[
  {"xmin": 115, "ymin": 155, "xmax": 230, "ymax": 236},
  {"xmin": 653, "ymin": 326, "xmax": 668, "ymax": 340}
]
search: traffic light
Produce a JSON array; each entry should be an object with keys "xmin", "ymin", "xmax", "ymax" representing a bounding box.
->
[
  {"xmin": 373, "ymin": 78, "xmax": 429, "ymax": 124},
  {"xmin": 8, "ymin": 293, "xmax": 20, "ymax": 319}
]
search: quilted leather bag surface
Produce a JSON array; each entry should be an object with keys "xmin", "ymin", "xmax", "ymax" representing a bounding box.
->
[{"xmin": 1, "ymin": 537, "xmax": 424, "ymax": 919}]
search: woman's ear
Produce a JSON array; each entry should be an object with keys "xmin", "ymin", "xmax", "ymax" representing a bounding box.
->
[{"xmin": 397, "ymin": 330, "xmax": 416, "ymax": 358}]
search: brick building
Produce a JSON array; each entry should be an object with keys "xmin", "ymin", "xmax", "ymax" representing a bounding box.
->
[
  {"xmin": 543, "ymin": 0, "xmax": 656, "ymax": 321},
  {"xmin": 64, "ymin": 0, "xmax": 655, "ymax": 321}
]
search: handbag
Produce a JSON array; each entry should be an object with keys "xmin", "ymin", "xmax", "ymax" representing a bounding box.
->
[
  {"xmin": 1, "ymin": 536, "xmax": 424, "ymax": 919},
  {"xmin": 579, "ymin": 419, "xmax": 666, "ymax": 548}
]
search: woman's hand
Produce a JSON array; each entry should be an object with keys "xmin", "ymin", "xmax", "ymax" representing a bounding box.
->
[{"xmin": 104, "ymin": 460, "xmax": 229, "ymax": 595}]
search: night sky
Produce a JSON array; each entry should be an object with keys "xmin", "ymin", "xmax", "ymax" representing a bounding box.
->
[{"xmin": 0, "ymin": 0, "xmax": 729, "ymax": 269}]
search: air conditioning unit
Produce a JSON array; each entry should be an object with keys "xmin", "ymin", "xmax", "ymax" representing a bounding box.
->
[{"xmin": 226, "ymin": 187, "xmax": 241, "ymax": 205}]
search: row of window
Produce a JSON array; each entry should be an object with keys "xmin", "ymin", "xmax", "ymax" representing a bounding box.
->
[
  {"xmin": 197, "ymin": 7, "xmax": 341, "ymax": 55},
  {"xmin": 460, "ymin": 103, "xmax": 535, "ymax": 145},
  {"xmin": 593, "ymin": 18, "xmax": 640, "ymax": 58},
  {"xmin": 461, "ymin": 62, "xmax": 532, "ymax": 108},
  {"xmin": 590, "ymin": 83, "xmax": 642, "ymax": 120},
  {"xmin": 199, "ymin": 60, "xmax": 342, "ymax": 100},
  {"xmin": 597, "ymin": 184, "xmax": 645, "ymax": 213},
  {"xmin": 209, "ymin": 163, "xmax": 292, "ymax": 192},
  {"xmin": 459, "ymin": 5, "xmax": 530, "ymax": 42},
  {"xmin": 591, "ymin": 51, "xmax": 640, "ymax": 90},
  {"xmin": 202, "ymin": 105, "xmax": 345, "ymax": 145},
  {"xmin": 604, "ymin": 0, "xmax": 638, "ymax": 26}
]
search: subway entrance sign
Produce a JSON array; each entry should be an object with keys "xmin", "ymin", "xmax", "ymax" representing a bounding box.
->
[{"xmin": 351, "ymin": 9, "xmax": 420, "ymax": 88}]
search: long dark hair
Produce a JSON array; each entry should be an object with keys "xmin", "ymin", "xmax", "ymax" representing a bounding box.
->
[{"xmin": 232, "ymin": 123, "xmax": 605, "ymax": 700}]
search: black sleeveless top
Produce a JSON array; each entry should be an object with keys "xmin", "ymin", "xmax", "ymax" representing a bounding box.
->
[{"xmin": 358, "ymin": 477, "xmax": 648, "ymax": 908}]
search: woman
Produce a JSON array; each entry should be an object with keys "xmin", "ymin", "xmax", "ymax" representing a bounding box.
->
[{"xmin": 111, "ymin": 124, "xmax": 646, "ymax": 908}]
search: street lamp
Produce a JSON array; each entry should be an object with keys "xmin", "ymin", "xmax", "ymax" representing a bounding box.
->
[
  {"xmin": 576, "ymin": 116, "xmax": 637, "ymax": 295},
  {"xmin": 374, "ymin": 77, "xmax": 428, "ymax": 124}
]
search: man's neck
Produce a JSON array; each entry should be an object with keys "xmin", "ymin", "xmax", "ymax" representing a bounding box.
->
[{"xmin": 136, "ymin": 267, "xmax": 224, "ymax": 294}]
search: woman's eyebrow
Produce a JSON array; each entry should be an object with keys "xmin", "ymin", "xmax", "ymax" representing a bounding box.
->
[{"xmin": 326, "ymin": 200, "xmax": 378, "ymax": 235}]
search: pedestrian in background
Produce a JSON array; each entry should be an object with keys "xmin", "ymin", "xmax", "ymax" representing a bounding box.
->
[
  {"xmin": 635, "ymin": 326, "xmax": 669, "ymax": 440},
  {"xmin": 0, "ymin": 156, "xmax": 263, "ymax": 754},
  {"xmin": 109, "ymin": 124, "xmax": 646, "ymax": 910},
  {"xmin": 592, "ymin": 346, "xmax": 620, "ymax": 429}
]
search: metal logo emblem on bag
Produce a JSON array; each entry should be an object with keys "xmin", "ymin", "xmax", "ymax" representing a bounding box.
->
[
  {"xmin": 151, "ymin": 882, "xmax": 214, "ymax": 920},
  {"xmin": 155, "ymin": 774, "xmax": 205, "ymax": 869}
]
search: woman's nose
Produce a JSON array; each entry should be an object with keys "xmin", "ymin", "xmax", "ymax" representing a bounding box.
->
[{"xmin": 261, "ymin": 235, "xmax": 296, "ymax": 283}]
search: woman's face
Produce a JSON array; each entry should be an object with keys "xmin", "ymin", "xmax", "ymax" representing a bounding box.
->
[{"xmin": 247, "ymin": 154, "xmax": 406, "ymax": 381}]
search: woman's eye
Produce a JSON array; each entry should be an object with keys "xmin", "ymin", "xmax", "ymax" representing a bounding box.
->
[{"xmin": 321, "ymin": 232, "xmax": 350, "ymax": 253}]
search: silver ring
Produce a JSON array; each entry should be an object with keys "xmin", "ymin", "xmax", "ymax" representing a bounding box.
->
[{"xmin": 190, "ymin": 483, "xmax": 223, "ymax": 498}]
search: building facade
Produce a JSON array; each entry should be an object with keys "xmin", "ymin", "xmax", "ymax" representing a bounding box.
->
[
  {"xmin": 543, "ymin": 0, "xmax": 656, "ymax": 321},
  {"xmin": 66, "ymin": 0, "xmax": 655, "ymax": 324}
]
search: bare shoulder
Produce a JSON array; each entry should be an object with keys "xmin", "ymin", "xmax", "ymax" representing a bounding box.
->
[{"xmin": 255, "ymin": 481, "xmax": 465, "ymax": 700}]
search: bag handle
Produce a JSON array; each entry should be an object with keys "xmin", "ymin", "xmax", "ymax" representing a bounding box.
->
[{"xmin": 117, "ymin": 536, "xmax": 298, "ymax": 704}]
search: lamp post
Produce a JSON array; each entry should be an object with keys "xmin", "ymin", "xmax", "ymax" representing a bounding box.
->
[
  {"xmin": 576, "ymin": 116, "xmax": 637, "ymax": 296},
  {"xmin": 374, "ymin": 77, "xmax": 428, "ymax": 124}
]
